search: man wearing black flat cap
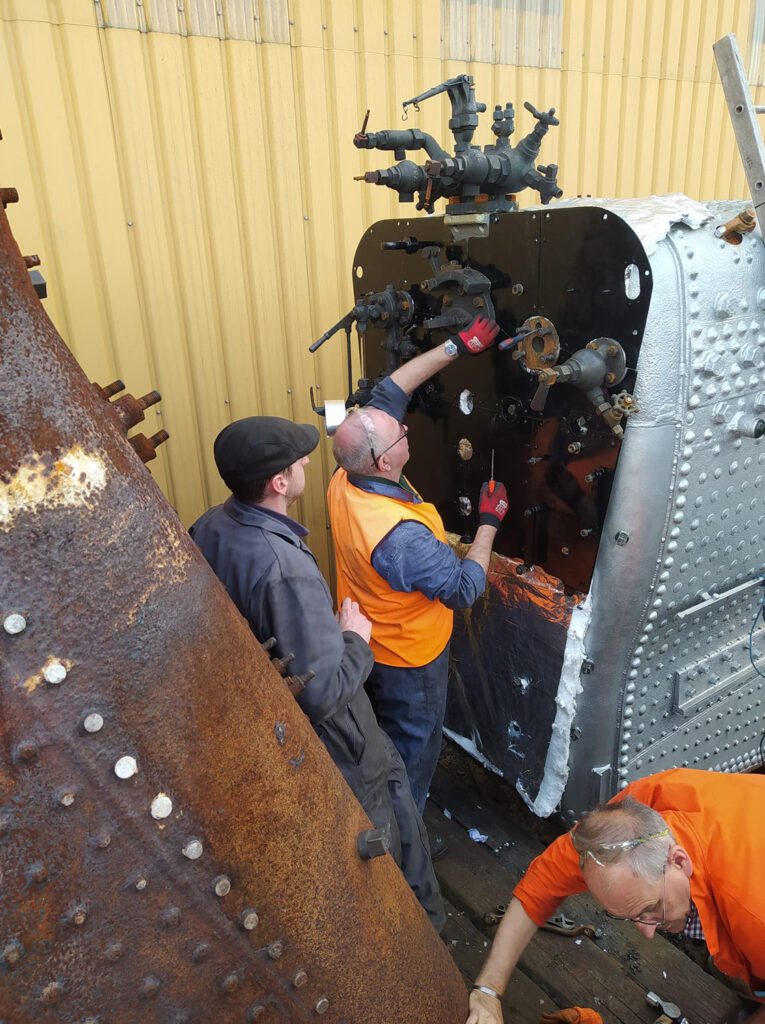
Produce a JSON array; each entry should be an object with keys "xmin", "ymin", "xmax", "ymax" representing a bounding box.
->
[{"xmin": 190, "ymin": 415, "xmax": 445, "ymax": 931}]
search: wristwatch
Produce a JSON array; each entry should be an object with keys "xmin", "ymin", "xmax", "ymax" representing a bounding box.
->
[{"xmin": 444, "ymin": 338, "xmax": 459, "ymax": 358}]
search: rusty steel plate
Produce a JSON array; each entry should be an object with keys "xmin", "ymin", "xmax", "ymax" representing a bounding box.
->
[{"xmin": 0, "ymin": 194, "xmax": 466, "ymax": 1022}]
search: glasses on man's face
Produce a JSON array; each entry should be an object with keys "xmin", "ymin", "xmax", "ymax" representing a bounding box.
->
[
  {"xmin": 603, "ymin": 863, "xmax": 667, "ymax": 926},
  {"xmin": 371, "ymin": 423, "xmax": 408, "ymax": 466}
]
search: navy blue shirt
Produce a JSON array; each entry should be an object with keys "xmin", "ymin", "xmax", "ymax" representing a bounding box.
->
[{"xmin": 348, "ymin": 376, "xmax": 485, "ymax": 610}]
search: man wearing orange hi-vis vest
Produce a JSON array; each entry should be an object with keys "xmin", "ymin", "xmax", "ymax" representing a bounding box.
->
[{"xmin": 329, "ymin": 317, "xmax": 509, "ymax": 827}]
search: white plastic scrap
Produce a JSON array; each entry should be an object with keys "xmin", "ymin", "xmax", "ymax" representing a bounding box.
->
[
  {"xmin": 443, "ymin": 808, "xmax": 452, "ymax": 820},
  {"xmin": 468, "ymin": 827, "xmax": 488, "ymax": 844}
]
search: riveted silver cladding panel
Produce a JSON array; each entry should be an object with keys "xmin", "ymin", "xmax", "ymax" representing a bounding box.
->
[{"xmin": 564, "ymin": 200, "xmax": 765, "ymax": 817}]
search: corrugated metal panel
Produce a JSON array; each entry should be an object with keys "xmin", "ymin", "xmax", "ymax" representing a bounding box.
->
[
  {"xmin": 442, "ymin": 0, "xmax": 563, "ymax": 68},
  {"xmin": 1, "ymin": 0, "xmax": 764, "ymax": 581},
  {"xmin": 102, "ymin": 0, "xmax": 291, "ymax": 41}
]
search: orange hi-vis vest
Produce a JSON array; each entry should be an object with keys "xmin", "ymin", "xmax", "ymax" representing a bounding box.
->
[{"xmin": 327, "ymin": 469, "xmax": 453, "ymax": 668}]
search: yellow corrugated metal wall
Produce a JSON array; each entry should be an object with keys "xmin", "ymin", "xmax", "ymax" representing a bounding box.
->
[{"xmin": 0, "ymin": 0, "xmax": 762, "ymax": 579}]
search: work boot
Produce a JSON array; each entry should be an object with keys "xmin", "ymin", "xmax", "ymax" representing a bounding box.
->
[{"xmin": 430, "ymin": 832, "xmax": 450, "ymax": 861}]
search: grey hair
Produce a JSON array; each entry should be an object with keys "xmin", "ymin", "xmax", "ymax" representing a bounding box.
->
[
  {"xmin": 570, "ymin": 796, "xmax": 674, "ymax": 882},
  {"xmin": 332, "ymin": 409, "xmax": 378, "ymax": 474}
]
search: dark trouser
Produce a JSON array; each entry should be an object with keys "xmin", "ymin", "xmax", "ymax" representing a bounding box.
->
[
  {"xmin": 316, "ymin": 696, "xmax": 445, "ymax": 932},
  {"xmin": 381, "ymin": 733, "xmax": 446, "ymax": 933},
  {"xmin": 365, "ymin": 644, "xmax": 450, "ymax": 814}
]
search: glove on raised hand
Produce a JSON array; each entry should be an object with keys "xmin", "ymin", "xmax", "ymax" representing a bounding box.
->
[
  {"xmin": 452, "ymin": 316, "xmax": 500, "ymax": 356},
  {"xmin": 478, "ymin": 481, "xmax": 509, "ymax": 528}
]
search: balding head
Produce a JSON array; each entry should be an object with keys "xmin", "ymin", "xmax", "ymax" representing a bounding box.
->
[{"xmin": 333, "ymin": 407, "xmax": 404, "ymax": 476}]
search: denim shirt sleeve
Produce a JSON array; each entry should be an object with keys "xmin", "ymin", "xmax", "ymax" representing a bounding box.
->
[
  {"xmin": 367, "ymin": 375, "xmax": 410, "ymax": 422},
  {"xmin": 371, "ymin": 520, "xmax": 486, "ymax": 609}
]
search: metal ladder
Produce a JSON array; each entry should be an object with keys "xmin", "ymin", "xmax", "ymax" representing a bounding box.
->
[{"xmin": 714, "ymin": 33, "xmax": 765, "ymax": 238}]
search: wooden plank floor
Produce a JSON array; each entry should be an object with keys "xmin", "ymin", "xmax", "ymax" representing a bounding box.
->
[{"xmin": 428, "ymin": 745, "xmax": 740, "ymax": 1024}]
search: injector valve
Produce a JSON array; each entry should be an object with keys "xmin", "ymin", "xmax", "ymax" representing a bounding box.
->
[{"xmin": 353, "ymin": 75, "xmax": 562, "ymax": 214}]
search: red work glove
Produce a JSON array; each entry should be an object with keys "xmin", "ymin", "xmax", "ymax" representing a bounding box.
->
[
  {"xmin": 452, "ymin": 316, "xmax": 500, "ymax": 356},
  {"xmin": 478, "ymin": 481, "xmax": 509, "ymax": 528}
]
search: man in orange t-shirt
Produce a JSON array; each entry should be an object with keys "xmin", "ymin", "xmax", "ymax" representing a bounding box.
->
[{"xmin": 467, "ymin": 768, "xmax": 765, "ymax": 1024}]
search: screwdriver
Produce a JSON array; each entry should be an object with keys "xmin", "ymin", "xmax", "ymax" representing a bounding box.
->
[{"xmin": 489, "ymin": 449, "xmax": 495, "ymax": 496}]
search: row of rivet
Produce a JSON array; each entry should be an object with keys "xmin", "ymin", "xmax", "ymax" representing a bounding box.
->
[{"xmin": 2, "ymin": 616, "xmax": 331, "ymax": 1018}]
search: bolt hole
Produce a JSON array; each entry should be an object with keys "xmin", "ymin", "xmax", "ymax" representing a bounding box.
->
[{"xmin": 735, "ymin": 104, "xmax": 744, "ymax": 114}]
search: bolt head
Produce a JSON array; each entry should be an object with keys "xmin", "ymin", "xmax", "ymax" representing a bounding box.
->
[
  {"xmin": 141, "ymin": 974, "xmax": 161, "ymax": 999},
  {"xmin": 222, "ymin": 973, "xmax": 239, "ymax": 993},
  {"xmin": 292, "ymin": 969, "xmax": 308, "ymax": 988},
  {"xmin": 246, "ymin": 1004, "xmax": 266, "ymax": 1021},
  {"xmin": 135, "ymin": 876, "xmax": 148, "ymax": 891},
  {"xmin": 315, "ymin": 997, "xmax": 330, "ymax": 1015},
  {"xmin": 614, "ymin": 530, "xmax": 630, "ymax": 546},
  {"xmin": 3, "ymin": 612, "xmax": 26, "ymax": 634},
  {"xmin": 114, "ymin": 756, "xmax": 138, "ymax": 779},
  {"xmin": 162, "ymin": 906, "xmax": 181, "ymax": 927},
  {"xmin": 104, "ymin": 941, "xmax": 124, "ymax": 961},
  {"xmin": 58, "ymin": 788, "xmax": 76, "ymax": 807},
  {"xmin": 15, "ymin": 741, "xmax": 37, "ymax": 763},
  {"xmin": 29, "ymin": 861, "xmax": 48, "ymax": 883},
  {"xmin": 240, "ymin": 908, "xmax": 259, "ymax": 931},
  {"xmin": 212, "ymin": 874, "xmax": 231, "ymax": 897},
  {"xmin": 192, "ymin": 942, "xmax": 211, "ymax": 963},
  {"xmin": 43, "ymin": 661, "xmax": 67, "ymax": 685},
  {"xmin": 82, "ymin": 712, "xmax": 104, "ymax": 733},
  {"xmin": 41, "ymin": 981, "xmax": 63, "ymax": 1003},
  {"xmin": 182, "ymin": 839, "xmax": 203, "ymax": 860},
  {"xmin": 3, "ymin": 940, "xmax": 23, "ymax": 964},
  {"xmin": 150, "ymin": 793, "xmax": 173, "ymax": 819},
  {"xmin": 267, "ymin": 940, "xmax": 284, "ymax": 960},
  {"xmin": 70, "ymin": 906, "xmax": 87, "ymax": 926}
]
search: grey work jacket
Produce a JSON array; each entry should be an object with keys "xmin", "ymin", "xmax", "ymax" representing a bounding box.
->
[{"xmin": 190, "ymin": 497, "xmax": 392, "ymax": 804}]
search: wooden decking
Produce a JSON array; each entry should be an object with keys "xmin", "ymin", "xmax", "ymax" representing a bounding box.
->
[{"xmin": 427, "ymin": 744, "xmax": 740, "ymax": 1024}]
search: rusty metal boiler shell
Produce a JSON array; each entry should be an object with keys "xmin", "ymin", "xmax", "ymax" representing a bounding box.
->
[{"xmin": 0, "ymin": 204, "xmax": 466, "ymax": 1022}]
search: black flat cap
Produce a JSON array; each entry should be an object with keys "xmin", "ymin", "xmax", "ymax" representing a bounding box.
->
[{"xmin": 214, "ymin": 416, "xmax": 319, "ymax": 489}]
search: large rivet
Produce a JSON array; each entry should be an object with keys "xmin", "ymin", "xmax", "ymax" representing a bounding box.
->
[
  {"xmin": 3, "ymin": 939, "xmax": 23, "ymax": 965},
  {"xmin": 162, "ymin": 906, "xmax": 181, "ymax": 927},
  {"xmin": 182, "ymin": 839, "xmax": 203, "ymax": 860},
  {"xmin": 240, "ymin": 908, "xmax": 259, "ymax": 931},
  {"xmin": 246, "ymin": 1004, "xmax": 266, "ymax": 1021},
  {"xmin": 3, "ymin": 612, "xmax": 26, "ymax": 635},
  {"xmin": 82, "ymin": 712, "xmax": 104, "ymax": 733},
  {"xmin": 43, "ymin": 661, "xmax": 67, "ymax": 685},
  {"xmin": 192, "ymin": 942, "xmax": 210, "ymax": 963},
  {"xmin": 221, "ymin": 972, "xmax": 239, "ymax": 993},
  {"xmin": 114, "ymin": 756, "xmax": 138, "ymax": 779},
  {"xmin": 41, "ymin": 980, "xmax": 63, "ymax": 1004},
  {"xmin": 141, "ymin": 974, "xmax": 161, "ymax": 999},
  {"xmin": 104, "ymin": 941, "xmax": 124, "ymax": 962},
  {"xmin": 212, "ymin": 875, "xmax": 231, "ymax": 897},
  {"xmin": 315, "ymin": 997, "xmax": 330, "ymax": 1015},
  {"xmin": 267, "ymin": 940, "xmax": 284, "ymax": 960},
  {"xmin": 292, "ymin": 969, "xmax": 308, "ymax": 988},
  {"xmin": 151, "ymin": 793, "xmax": 173, "ymax": 819}
]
